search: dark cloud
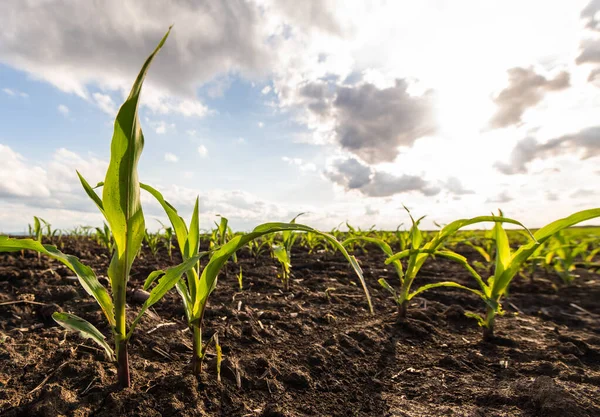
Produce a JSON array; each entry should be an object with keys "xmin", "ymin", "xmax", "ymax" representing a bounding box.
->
[
  {"xmin": 581, "ymin": 0, "xmax": 600, "ymax": 32},
  {"xmin": 324, "ymin": 157, "xmax": 439, "ymax": 197},
  {"xmin": 494, "ymin": 126, "xmax": 600, "ymax": 175},
  {"xmin": 486, "ymin": 191, "xmax": 513, "ymax": 204},
  {"xmin": 300, "ymin": 79, "xmax": 437, "ymax": 163},
  {"xmin": 576, "ymin": 39, "xmax": 600, "ymax": 65},
  {"xmin": 0, "ymin": 0, "xmax": 271, "ymax": 101},
  {"xmin": 445, "ymin": 177, "xmax": 474, "ymax": 195},
  {"xmin": 489, "ymin": 67, "xmax": 570, "ymax": 129}
]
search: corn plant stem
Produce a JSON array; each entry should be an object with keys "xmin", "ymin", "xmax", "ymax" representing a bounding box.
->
[
  {"xmin": 191, "ymin": 319, "xmax": 202, "ymax": 375},
  {"xmin": 483, "ymin": 306, "xmax": 495, "ymax": 341},
  {"xmin": 116, "ymin": 338, "xmax": 130, "ymax": 388},
  {"xmin": 191, "ymin": 303, "xmax": 207, "ymax": 376},
  {"xmin": 114, "ymin": 273, "xmax": 130, "ymax": 388},
  {"xmin": 397, "ymin": 273, "xmax": 415, "ymax": 318}
]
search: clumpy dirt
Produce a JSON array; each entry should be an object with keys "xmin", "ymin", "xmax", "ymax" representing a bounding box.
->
[{"xmin": 0, "ymin": 237, "xmax": 599, "ymax": 416}]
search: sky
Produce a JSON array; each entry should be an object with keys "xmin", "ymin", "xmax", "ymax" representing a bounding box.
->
[{"xmin": 0, "ymin": 0, "xmax": 599, "ymax": 233}]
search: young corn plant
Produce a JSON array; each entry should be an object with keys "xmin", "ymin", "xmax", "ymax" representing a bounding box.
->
[
  {"xmin": 140, "ymin": 188, "xmax": 372, "ymax": 376},
  {"xmin": 95, "ymin": 222, "xmax": 113, "ymax": 255},
  {"xmin": 0, "ymin": 29, "xmax": 201, "ymax": 388},
  {"xmin": 159, "ymin": 222, "xmax": 174, "ymax": 260},
  {"xmin": 271, "ymin": 213, "xmax": 304, "ymax": 291},
  {"xmin": 302, "ymin": 231, "xmax": 327, "ymax": 254},
  {"xmin": 445, "ymin": 208, "xmax": 600, "ymax": 340},
  {"xmin": 378, "ymin": 208, "xmax": 529, "ymax": 318},
  {"xmin": 543, "ymin": 232, "xmax": 589, "ymax": 285},
  {"xmin": 144, "ymin": 229, "xmax": 161, "ymax": 259}
]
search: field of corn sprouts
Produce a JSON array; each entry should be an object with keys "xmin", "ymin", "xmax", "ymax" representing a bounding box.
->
[{"xmin": 1, "ymin": 29, "xmax": 599, "ymax": 417}]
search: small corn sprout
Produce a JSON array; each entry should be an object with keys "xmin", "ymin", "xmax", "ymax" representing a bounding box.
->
[
  {"xmin": 448, "ymin": 208, "xmax": 600, "ymax": 340},
  {"xmin": 271, "ymin": 213, "xmax": 304, "ymax": 291},
  {"xmin": 543, "ymin": 232, "xmax": 588, "ymax": 285},
  {"xmin": 95, "ymin": 222, "xmax": 113, "ymax": 254},
  {"xmin": 144, "ymin": 229, "xmax": 161, "ymax": 259},
  {"xmin": 380, "ymin": 207, "xmax": 528, "ymax": 318},
  {"xmin": 142, "ymin": 189, "xmax": 372, "ymax": 376},
  {"xmin": 159, "ymin": 222, "xmax": 174, "ymax": 260}
]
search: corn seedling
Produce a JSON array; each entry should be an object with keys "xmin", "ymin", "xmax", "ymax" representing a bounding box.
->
[
  {"xmin": 159, "ymin": 222, "xmax": 174, "ymax": 260},
  {"xmin": 271, "ymin": 213, "xmax": 304, "ymax": 291},
  {"xmin": 246, "ymin": 236, "xmax": 271, "ymax": 261},
  {"xmin": 237, "ymin": 265, "xmax": 244, "ymax": 291},
  {"xmin": 446, "ymin": 209, "xmax": 600, "ymax": 340},
  {"xmin": 0, "ymin": 29, "xmax": 204, "ymax": 388},
  {"xmin": 302, "ymin": 231, "xmax": 327, "ymax": 254},
  {"xmin": 381, "ymin": 207, "xmax": 530, "ymax": 318},
  {"xmin": 144, "ymin": 229, "xmax": 161, "ymax": 259},
  {"xmin": 544, "ymin": 232, "xmax": 589, "ymax": 285},
  {"xmin": 95, "ymin": 222, "xmax": 113, "ymax": 255},
  {"xmin": 141, "ymin": 188, "xmax": 372, "ymax": 375}
]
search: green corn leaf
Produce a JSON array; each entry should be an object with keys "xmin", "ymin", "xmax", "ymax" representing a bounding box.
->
[
  {"xmin": 384, "ymin": 215, "xmax": 532, "ymax": 270},
  {"xmin": 433, "ymin": 250, "xmax": 489, "ymax": 295},
  {"xmin": 128, "ymin": 253, "xmax": 205, "ymax": 339},
  {"xmin": 493, "ymin": 222, "xmax": 511, "ymax": 280},
  {"xmin": 53, "ymin": 312, "xmax": 115, "ymax": 361},
  {"xmin": 143, "ymin": 270, "xmax": 165, "ymax": 291},
  {"xmin": 77, "ymin": 171, "xmax": 106, "ymax": 217},
  {"xmin": 343, "ymin": 236, "xmax": 404, "ymax": 279},
  {"xmin": 464, "ymin": 242, "xmax": 491, "ymax": 263},
  {"xmin": 193, "ymin": 222, "xmax": 373, "ymax": 318},
  {"xmin": 272, "ymin": 244, "xmax": 291, "ymax": 269},
  {"xmin": 494, "ymin": 208, "xmax": 600, "ymax": 296},
  {"xmin": 185, "ymin": 197, "xmax": 200, "ymax": 259},
  {"xmin": 408, "ymin": 281, "xmax": 485, "ymax": 301},
  {"xmin": 378, "ymin": 278, "xmax": 397, "ymax": 297},
  {"xmin": 103, "ymin": 27, "xmax": 171, "ymax": 294},
  {"xmin": 0, "ymin": 237, "xmax": 114, "ymax": 326},
  {"xmin": 140, "ymin": 183, "xmax": 189, "ymax": 253},
  {"xmin": 464, "ymin": 311, "xmax": 487, "ymax": 327}
]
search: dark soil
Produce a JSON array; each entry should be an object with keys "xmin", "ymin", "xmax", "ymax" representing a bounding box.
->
[{"xmin": 1, "ymin": 237, "xmax": 599, "ymax": 416}]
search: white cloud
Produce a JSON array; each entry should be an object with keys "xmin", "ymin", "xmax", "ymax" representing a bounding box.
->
[
  {"xmin": 236, "ymin": 137, "xmax": 246, "ymax": 144},
  {"xmin": 93, "ymin": 93, "xmax": 117, "ymax": 116},
  {"xmin": 3, "ymin": 87, "xmax": 28, "ymax": 98},
  {"xmin": 282, "ymin": 156, "xmax": 317, "ymax": 172},
  {"xmin": 261, "ymin": 85, "xmax": 272, "ymax": 94},
  {"xmin": 146, "ymin": 119, "xmax": 175, "ymax": 135},
  {"xmin": 186, "ymin": 129, "xmax": 197, "ymax": 137},
  {"xmin": 197, "ymin": 145, "xmax": 208, "ymax": 157},
  {"xmin": 57, "ymin": 104, "xmax": 69, "ymax": 116},
  {"xmin": 257, "ymin": 121, "xmax": 264, "ymax": 128},
  {"xmin": 164, "ymin": 152, "xmax": 178, "ymax": 163}
]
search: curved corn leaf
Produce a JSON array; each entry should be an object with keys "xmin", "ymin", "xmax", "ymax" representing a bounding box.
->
[
  {"xmin": 408, "ymin": 281, "xmax": 486, "ymax": 301},
  {"xmin": 494, "ymin": 208, "xmax": 600, "ymax": 296},
  {"xmin": 193, "ymin": 222, "xmax": 373, "ymax": 318},
  {"xmin": 385, "ymin": 215, "xmax": 532, "ymax": 268},
  {"xmin": 139, "ymin": 183, "xmax": 189, "ymax": 252},
  {"xmin": 104, "ymin": 28, "xmax": 171, "ymax": 295},
  {"xmin": 378, "ymin": 278, "xmax": 397, "ymax": 297},
  {"xmin": 433, "ymin": 250, "xmax": 489, "ymax": 295},
  {"xmin": 343, "ymin": 236, "xmax": 404, "ymax": 279},
  {"xmin": 0, "ymin": 237, "xmax": 114, "ymax": 326},
  {"xmin": 272, "ymin": 244, "xmax": 291, "ymax": 267},
  {"xmin": 53, "ymin": 312, "xmax": 115, "ymax": 361},
  {"xmin": 143, "ymin": 270, "xmax": 165, "ymax": 291},
  {"xmin": 127, "ymin": 253, "xmax": 205, "ymax": 339},
  {"xmin": 77, "ymin": 171, "xmax": 105, "ymax": 217}
]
